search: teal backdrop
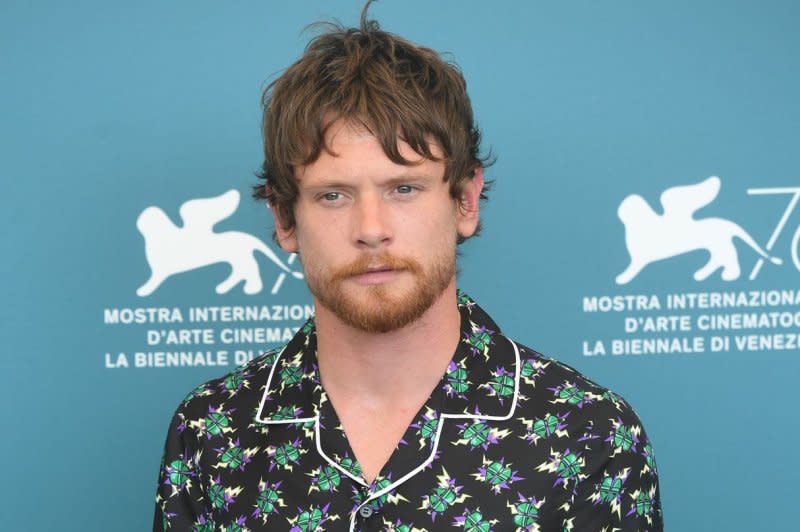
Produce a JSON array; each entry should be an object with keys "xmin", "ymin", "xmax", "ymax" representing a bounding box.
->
[{"xmin": 3, "ymin": 1, "xmax": 799, "ymax": 530}]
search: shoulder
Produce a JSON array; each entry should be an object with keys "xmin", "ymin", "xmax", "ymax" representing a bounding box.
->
[
  {"xmin": 164, "ymin": 346, "xmax": 285, "ymax": 444},
  {"xmin": 513, "ymin": 340, "xmax": 646, "ymax": 420},
  {"xmin": 510, "ymin": 340, "xmax": 663, "ymax": 527},
  {"xmin": 153, "ymin": 346, "xmax": 288, "ymax": 530},
  {"xmin": 510, "ymin": 339, "xmax": 657, "ymax": 463}
]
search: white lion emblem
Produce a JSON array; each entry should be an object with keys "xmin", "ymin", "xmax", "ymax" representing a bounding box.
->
[
  {"xmin": 616, "ymin": 176, "xmax": 781, "ymax": 284},
  {"xmin": 136, "ymin": 189, "xmax": 303, "ymax": 296}
]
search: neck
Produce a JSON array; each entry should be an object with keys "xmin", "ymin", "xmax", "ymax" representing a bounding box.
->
[{"xmin": 314, "ymin": 279, "xmax": 461, "ymax": 407}]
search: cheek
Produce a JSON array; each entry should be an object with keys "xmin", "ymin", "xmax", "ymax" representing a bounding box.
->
[
  {"xmin": 412, "ymin": 209, "xmax": 459, "ymax": 250},
  {"xmin": 428, "ymin": 202, "xmax": 460, "ymax": 235},
  {"xmin": 294, "ymin": 221, "xmax": 346, "ymax": 263}
]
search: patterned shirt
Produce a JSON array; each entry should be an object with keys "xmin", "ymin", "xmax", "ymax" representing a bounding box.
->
[{"xmin": 154, "ymin": 292, "xmax": 663, "ymax": 531}]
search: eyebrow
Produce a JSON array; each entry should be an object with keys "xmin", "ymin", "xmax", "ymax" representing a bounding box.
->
[
  {"xmin": 381, "ymin": 175, "xmax": 435, "ymax": 186},
  {"xmin": 301, "ymin": 174, "xmax": 436, "ymax": 190}
]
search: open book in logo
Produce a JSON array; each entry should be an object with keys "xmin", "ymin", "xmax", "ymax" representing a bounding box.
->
[
  {"xmin": 616, "ymin": 176, "xmax": 782, "ymax": 284},
  {"xmin": 136, "ymin": 189, "xmax": 303, "ymax": 296}
]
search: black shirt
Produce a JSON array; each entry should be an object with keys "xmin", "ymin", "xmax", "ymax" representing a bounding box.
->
[{"xmin": 154, "ymin": 292, "xmax": 663, "ymax": 531}]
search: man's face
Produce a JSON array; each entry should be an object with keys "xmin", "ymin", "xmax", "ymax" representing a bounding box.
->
[{"xmin": 275, "ymin": 119, "xmax": 481, "ymax": 333}]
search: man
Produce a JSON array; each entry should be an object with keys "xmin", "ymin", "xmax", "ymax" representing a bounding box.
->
[{"xmin": 154, "ymin": 5, "xmax": 663, "ymax": 531}]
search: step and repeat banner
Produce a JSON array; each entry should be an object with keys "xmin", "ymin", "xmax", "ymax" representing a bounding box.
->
[{"xmin": 3, "ymin": 1, "xmax": 798, "ymax": 530}]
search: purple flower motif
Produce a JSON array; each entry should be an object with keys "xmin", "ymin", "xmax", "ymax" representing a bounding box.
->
[
  {"xmin": 524, "ymin": 412, "xmax": 569, "ymax": 445},
  {"xmin": 289, "ymin": 504, "xmax": 330, "ymax": 532},
  {"xmin": 547, "ymin": 382, "xmax": 593, "ymax": 409},
  {"xmin": 605, "ymin": 418, "xmax": 640, "ymax": 452},
  {"xmin": 464, "ymin": 325, "xmax": 495, "ymax": 357},
  {"xmin": 520, "ymin": 358, "xmax": 545, "ymax": 382},
  {"xmin": 444, "ymin": 361, "xmax": 470, "ymax": 400},
  {"xmin": 267, "ymin": 438, "xmax": 303, "ymax": 472},
  {"xmin": 251, "ymin": 480, "xmax": 283, "ymax": 518},
  {"xmin": 390, "ymin": 519, "xmax": 417, "ymax": 531},
  {"xmin": 453, "ymin": 507, "xmax": 494, "ymax": 531},
  {"xmin": 456, "ymin": 420, "xmax": 500, "ymax": 451},
  {"xmin": 209, "ymin": 474, "xmax": 237, "ymax": 511},
  {"xmin": 163, "ymin": 452, "xmax": 196, "ymax": 488},
  {"xmin": 476, "ymin": 457, "xmax": 524, "ymax": 493},
  {"xmin": 626, "ymin": 490, "xmax": 655, "ymax": 518},
  {"xmin": 410, "ymin": 411, "xmax": 440, "ymax": 449},
  {"xmin": 212, "ymin": 438, "xmax": 252, "ymax": 472},
  {"xmin": 550, "ymin": 448, "xmax": 584, "ymax": 495},
  {"xmin": 510, "ymin": 493, "xmax": 542, "ymax": 531}
]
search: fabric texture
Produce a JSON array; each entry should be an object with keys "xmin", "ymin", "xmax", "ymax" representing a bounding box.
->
[{"xmin": 154, "ymin": 292, "xmax": 663, "ymax": 531}]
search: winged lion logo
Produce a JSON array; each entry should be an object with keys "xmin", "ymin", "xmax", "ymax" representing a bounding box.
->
[
  {"xmin": 616, "ymin": 176, "xmax": 782, "ymax": 284},
  {"xmin": 136, "ymin": 189, "xmax": 303, "ymax": 296}
]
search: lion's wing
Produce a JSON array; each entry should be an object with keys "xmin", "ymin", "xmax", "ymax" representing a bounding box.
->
[
  {"xmin": 659, "ymin": 176, "xmax": 720, "ymax": 218},
  {"xmin": 178, "ymin": 189, "xmax": 240, "ymax": 231}
]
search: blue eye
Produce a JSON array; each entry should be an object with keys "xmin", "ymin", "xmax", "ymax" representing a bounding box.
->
[{"xmin": 396, "ymin": 185, "xmax": 414, "ymax": 194}]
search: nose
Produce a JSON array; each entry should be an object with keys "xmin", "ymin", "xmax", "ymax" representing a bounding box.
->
[{"xmin": 353, "ymin": 192, "xmax": 392, "ymax": 249}]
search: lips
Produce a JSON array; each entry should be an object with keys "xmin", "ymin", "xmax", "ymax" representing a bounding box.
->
[
  {"xmin": 363, "ymin": 266, "xmax": 395, "ymax": 274},
  {"xmin": 330, "ymin": 254, "xmax": 420, "ymax": 283},
  {"xmin": 349, "ymin": 266, "xmax": 405, "ymax": 285}
]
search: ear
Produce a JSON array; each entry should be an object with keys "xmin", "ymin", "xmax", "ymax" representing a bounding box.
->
[
  {"xmin": 269, "ymin": 200, "xmax": 299, "ymax": 253},
  {"xmin": 456, "ymin": 167, "xmax": 484, "ymax": 238},
  {"xmin": 275, "ymin": 223, "xmax": 298, "ymax": 254}
]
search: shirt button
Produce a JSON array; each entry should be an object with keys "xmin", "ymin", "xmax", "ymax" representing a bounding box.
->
[{"xmin": 359, "ymin": 505, "xmax": 374, "ymax": 518}]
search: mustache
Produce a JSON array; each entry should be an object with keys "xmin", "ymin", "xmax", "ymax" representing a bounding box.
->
[{"xmin": 330, "ymin": 253, "xmax": 423, "ymax": 282}]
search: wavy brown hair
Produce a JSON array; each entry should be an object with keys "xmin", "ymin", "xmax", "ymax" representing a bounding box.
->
[{"xmin": 254, "ymin": 1, "xmax": 492, "ymax": 243}]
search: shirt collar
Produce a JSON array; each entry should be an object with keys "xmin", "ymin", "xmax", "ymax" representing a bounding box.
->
[{"xmin": 255, "ymin": 291, "xmax": 520, "ymax": 425}]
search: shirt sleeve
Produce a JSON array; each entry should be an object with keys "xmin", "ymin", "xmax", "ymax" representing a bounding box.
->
[
  {"xmin": 153, "ymin": 405, "xmax": 212, "ymax": 531},
  {"xmin": 565, "ymin": 399, "xmax": 664, "ymax": 531}
]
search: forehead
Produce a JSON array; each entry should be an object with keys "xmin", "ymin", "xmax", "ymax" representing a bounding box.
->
[{"xmin": 296, "ymin": 118, "xmax": 445, "ymax": 182}]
